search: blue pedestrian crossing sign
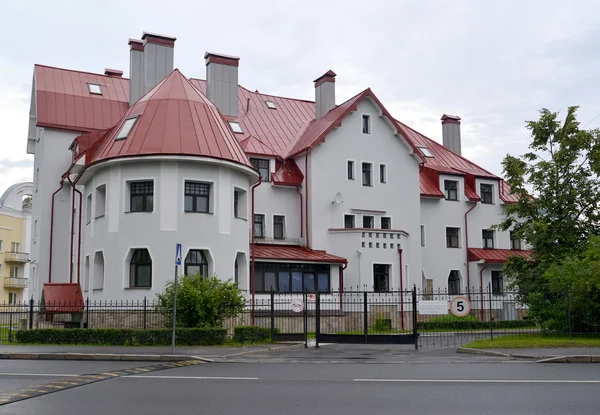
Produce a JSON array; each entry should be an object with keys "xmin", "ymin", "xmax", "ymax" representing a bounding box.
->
[{"xmin": 175, "ymin": 243, "xmax": 182, "ymax": 266}]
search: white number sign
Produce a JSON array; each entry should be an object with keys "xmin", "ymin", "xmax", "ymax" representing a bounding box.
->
[{"xmin": 450, "ymin": 296, "xmax": 471, "ymax": 317}]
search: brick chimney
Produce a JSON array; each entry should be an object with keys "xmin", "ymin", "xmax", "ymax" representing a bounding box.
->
[
  {"xmin": 441, "ymin": 114, "xmax": 462, "ymax": 156},
  {"xmin": 205, "ymin": 52, "xmax": 240, "ymax": 117},
  {"xmin": 128, "ymin": 39, "xmax": 144, "ymax": 105},
  {"xmin": 314, "ymin": 70, "xmax": 336, "ymax": 119}
]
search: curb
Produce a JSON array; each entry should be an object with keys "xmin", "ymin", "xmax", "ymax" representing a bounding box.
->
[
  {"xmin": 0, "ymin": 353, "xmax": 211, "ymax": 362},
  {"xmin": 221, "ymin": 342, "xmax": 305, "ymax": 358},
  {"xmin": 457, "ymin": 348, "xmax": 600, "ymax": 363}
]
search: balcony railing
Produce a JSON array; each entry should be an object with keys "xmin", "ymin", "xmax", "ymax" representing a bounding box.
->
[
  {"xmin": 3, "ymin": 251, "xmax": 29, "ymax": 263},
  {"xmin": 4, "ymin": 278, "xmax": 28, "ymax": 289}
]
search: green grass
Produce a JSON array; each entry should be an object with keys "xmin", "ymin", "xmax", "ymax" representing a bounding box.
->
[{"xmin": 463, "ymin": 334, "xmax": 600, "ymax": 349}]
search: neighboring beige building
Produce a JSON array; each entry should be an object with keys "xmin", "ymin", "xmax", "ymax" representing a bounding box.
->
[{"xmin": 0, "ymin": 182, "xmax": 33, "ymax": 304}]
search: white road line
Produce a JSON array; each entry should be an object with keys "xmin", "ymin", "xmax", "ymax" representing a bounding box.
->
[
  {"xmin": 0, "ymin": 373, "xmax": 79, "ymax": 377},
  {"xmin": 354, "ymin": 379, "xmax": 600, "ymax": 384},
  {"xmin": 126, "ymin": 375, "xmax": 259, "ymax": 380}
]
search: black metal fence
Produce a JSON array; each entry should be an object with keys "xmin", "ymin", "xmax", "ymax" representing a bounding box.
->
[{"xmin": 0, "ymin": 286, "xmax": 597, "ymax": 347}]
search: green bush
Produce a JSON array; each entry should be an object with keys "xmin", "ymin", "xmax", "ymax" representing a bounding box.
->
[
  {"xmin": 156, "ymin": 275, "xmax": 245, "ymax": 328},
  {"xmin": 418, "ymin": 317, "xmax": 536, "ymax": 331},
  {"xmin": 374, "ymin": 318, "xmax": 392, "ymax": 331},
  {"xmin": 233, "ymin": 326, "xmax": 272, "ymax": 343},
  {"xmin": 15, "ymin": 328, "xmax": 226, "ymax": 346}
]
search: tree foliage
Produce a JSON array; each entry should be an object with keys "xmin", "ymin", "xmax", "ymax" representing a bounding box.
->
[
  {"xmin": 156, "ymin": 275, "xmax": 245, "ymax": 328},
  {"xmin": 499, "ymin": 106, "xmax": 600, "ymax": 295}
]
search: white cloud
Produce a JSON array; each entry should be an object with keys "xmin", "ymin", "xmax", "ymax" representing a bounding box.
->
[{"xmin": 1, "ymin": 0, "xmax": 600, "ymax": 194}]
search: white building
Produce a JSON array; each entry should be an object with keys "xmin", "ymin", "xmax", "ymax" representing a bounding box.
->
[{"xmin": 25, "ymin": 32, "xmax": 527, "ymax": 303}]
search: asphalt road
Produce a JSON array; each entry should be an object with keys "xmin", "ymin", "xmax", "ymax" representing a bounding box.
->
[{"xmin": 0, "ymin": 359, "xmax": 599, "ymax": 415}]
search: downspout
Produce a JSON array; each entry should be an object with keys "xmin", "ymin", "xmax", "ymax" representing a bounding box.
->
[
  {"xmin": 296, "ymin": 186, "xmax": 303, "ymax": 238},
  {"xmin": 479, "ymin": 262, "xmax": 488, "ymax": 320},
  {"xmin": 304, "ymin": 151, "xmax": 310, "ymax": 249},
  {"xmin": 66, "ymin": 175, "xmax": 76, "ymax": 284},
  {"xmin": 398, "ymin": 248, "xmax": 404, "ymax": 330},
  {"xmin": 339, "ymin": 262, "xmax": 347, "ymax": 309},
  {"xmin": 67, "ymin": 174, "xmax": 83, "ymax": 284},
  {"xmin": 464, "ymin": 202, "xmax": 477, "ymax": 300},
  {"xmin": 250, "ymin": 176, "xmax": 262, "ymax": 325},
  {"xmin": 48, "ymin": 181, "xmax": 65, "ymax": 283}
]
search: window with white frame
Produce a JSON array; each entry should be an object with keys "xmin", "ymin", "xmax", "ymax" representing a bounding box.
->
[
  {"xmin": 185, "ymin": 250, "xmax": 209, "ymax": 277},
  {"xmin": 228, "ymin": 121, "xmax": 243, "ymax": 134},
  {"xmin": 233, "ymin": 188, "xmax": 247, "ymax": 219},
  {"xmin": 250, "ymin": 158, "xmax": 270, "ymax": 182},
  {"xmin": 115, "ymin": 116, "xmax": 138, "ymax": 140},
  {"xmin": 86, "ymin": 194, "xmax": 92, "ymax": 224},
  {"xmin": 420, "ymin": 225, "xmax": 426, "ymax": 247},
  {"xmin": 129, "ymin": 181, "xmax": 154, "ymax": 212},
  {"xmin": 363, "ymin": 216, "xmax": 374, "ymax": 229},
  {"xmin": 254, "ymin": 214, "xmax": 265, "ymax": 238},
  {"xmin": 480, "ymin": 183, "xmax": 494, "ymax": 204},
  {"xmin": 88, "ymin": 83, "xmax": 102, "ymax": 95},
  {"xmin": 273, "ymin": 215, "xmax": 285, "ymax": 240},
  {"xmin": 482, "ymin": 229, "xmax": 494, "ymax": 249},
  {"xmin": 444, "ymin": 180, "xmax": 458, "ymax": 201},
  {"xmin": 8, "ymin": 292, "xmax": 17, "ymax": 305},
  {"xmin": 373, "ymin": 264, "xmax": 390, "ymax": 292},
  {"xmin": 379, "ymin": 164, "xmax": 387, "ymax": 183},
  {"xmin": 381, "ymin": 217, "xmax": 391, "ymax": 229},
  {"xmin": 362, "ymin": 115, "xmax": 371, "ymax": 134},
  {"xmin": 491, "ymin": 271, "xmax": 504, "ymax": 294},
  {"xmin": 95, "ymin": 184, "xmax": 106, "ymax": 218},
  {"xmin": 446, "ymin": 227, "xmax": 460, "ymax": 248},
  {"xmin": 362, "ymin": 162, "xmax": 372, "ymax": 187},
  {"xmin": 347, "ymin": 160, "xmax": 355, "ymax": 180},
  {"xmin": 10, "ymin": 266, "xmax": 18, "ymax": 278},
  {"xmin": 510, "ymin": 231, "xmax": 522, "ymax": 250},
  {"xmin": 344, "ymin": 214, "xmax": 355, "ymax": 229},
  {"xmin": 129, "ymin": 249, "xmax": 152, "ymax": 288},
  {"xmin": 11, "ymin": 242, "xmax": 19, "ymax": 252},
  {"xmin": 184, "ymin": 181, "xmax": 210, "ymax": 213}
]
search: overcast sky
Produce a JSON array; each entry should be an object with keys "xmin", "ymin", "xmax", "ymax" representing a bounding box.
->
[{"xmin": 2, "ymin": 0, "xmax": 600, "ymax": 196}]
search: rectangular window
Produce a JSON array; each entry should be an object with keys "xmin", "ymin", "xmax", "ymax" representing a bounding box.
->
[
  {"xmin": 251, "ymin": 158, "xmax": 270, "ymax": 182},
  {"xmin": 347, "ymin": 161, "xmax": 355, "ymax": 180},
  {"xmin": 254, "ymin": 214, "xmax": 265, "ymax": 238},
  {"xmin": 0, "ymin": 240, "xmax": 2, "ymax": 251},
  {"xmin": 11, "ymin": 242, "xmax": 19, "ymax": 252},
  {"xmin": 446, "ymin": 227, "xmax": 460, "ymax": 248},
  {"xmin": 362, "ymin": 114, "xmax": 371, "ymax": 134},
  {"xmin": 444, "ymin": 180, "xmax": 458, "ymax": 201},
  {"xmin": 130, "ymin": 181, "xmax": 153, "ymax": 212},
  {"xmin": 184, "ymin": 181, "xmax": 210, "ymax": 213},
  {"xmin": 379, "ymin": 164, "xmax": 387, "ymax": 183},
  {"xmin": 381, "ymin": 217, "xmax": 391, "ymax": 230},
  {"xmin": 344, "ymin": 214, "xmax": 355, "ymax": 229},
  {"xmin": 418, "ymin": 146, "xmax": 434, "ymax": 158},
  {"xmin": 363, "ymin": 216, "xmax": 374, "ymax": 229},
  {"xmin": 273, "ymin": 215, "xmax": 285, "ymax": 240},
  {"xmin": 362, "ymin": 162, "xmax": 372, "ymax": 186},
  {"xmin": 88, "ymin": 83, "xmax": 102, "ymax": 95},
  {"xmin": 254, "ymin": 263, "xmax": 330, "ymax": 293},
  {"xmin": 95, "ymin": 184, "xmax": 106, "ymax": 218},
  {"xmin": 228, "ymin": 121, "xmax": 243, "ymax": 133},
  {"xmin": 86, "ymin": 194, "xmax": 92, "ymax": 224},
  {"xmin": 8, "ymin": 293, "xmax": 17, "ymax": 305},
  {"xmin": 234, "ymin": 191, "xmax": 239, "ymax": 218},
  {"xmin": 373, "ymin": 264, "xmax": 390, "ymax": 292},
  {"xmin": 115, "ymin": 116, "xmax": 138, "ymax": 140},
  {"xmin": 491, "ymin": 271, "xmax": 503, "ymax": 294},
  {"xmin": 510, "ymin": 231, "xmax": 522, "ymax": 250},
  {"xmin": 10, "ymin": 266, "xmax": 18, "ymax": 278},
  {"xmin": 481, "ymin": 183, "xmax": 493, "ymax": 204},
  {"xmin": 482, "ymin": 229, "xmax": 494, "ymax": 249},
  {"xmin": 420, "ymin": 225, "xmax": 425, "ymax": 247}
]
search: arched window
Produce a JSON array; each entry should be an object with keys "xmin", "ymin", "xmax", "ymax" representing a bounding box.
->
[
  {"xmin": 130, "ymin": 249, "xmax": 152, "ymax": 287},
  {"xmin": 448, "ymin": 270, "xmax": 461, "ymax": 295},
  {"xmin": 234, "ymin": 258, "xmax": 239, "ymax": 283},
  {"xmin": 185, "ymin": 250, "xmax": 208, "ymax": 277}
]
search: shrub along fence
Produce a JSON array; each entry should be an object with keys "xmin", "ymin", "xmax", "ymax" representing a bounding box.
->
[{"xmin": 0, "ymin": 287, "xmax": 597, "ymax": 347}]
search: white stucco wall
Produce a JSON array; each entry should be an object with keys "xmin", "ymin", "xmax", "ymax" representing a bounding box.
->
[
  {"xmin": 30, "ymin": 127, "xmax": 80, "ymax": 299},
  {"xmin": 81, "ymin": 159, "xmax": 255, "ymax": 301},
  {"xmin": 307, "ymin": 99, "xmax": 422, "ymax": 292}
]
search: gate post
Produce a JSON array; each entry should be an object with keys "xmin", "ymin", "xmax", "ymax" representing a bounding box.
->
[
  {"xmin": 488, "ymin": 283, "xmax": 494, "ymax": 341},
  {"xmin": 304, "ymin": 289, "xmax": 308, "ymax": 348},
  {"xmin": 315, "ymin": 292, "xmax": 320, "ymax": 349},
  {"xmin": 270, "ymin": 290, "xmax": 275, "ymax": 341},
  {"xmin": 412, "ymin": 285, "xmax": 418, "ymax": 350},
  {"xmin": 29, "ymin": 298, "xmax": 34, "ymax": 329},
  {"xmin": 363, "ymin": 291, "xmax": 368, "ymax": 344}
]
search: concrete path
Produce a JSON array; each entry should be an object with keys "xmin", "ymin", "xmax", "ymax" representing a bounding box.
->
[{"xmin": 458, "ymin": 347, "xmax": 600, "ymax": 362}]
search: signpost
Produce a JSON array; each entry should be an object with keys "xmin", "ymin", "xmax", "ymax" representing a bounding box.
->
[
  {"xmin": 171, "ymin": 243, "xmax": 182, "ymax": 354},
  {"xmin": 450, "ymin": 296, "xmax": 471, "ymax": 317}
]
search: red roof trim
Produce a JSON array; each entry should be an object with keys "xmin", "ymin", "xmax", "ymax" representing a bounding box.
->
[
  {"xmin": 467, "ymin": 248, "xmax": 531, "ymax": 263},
  {"xmin": 142, "ymin": 32, "xmax": 176, "ymax": 47},
  {"xmin": 129, "ymin": 39, "xmax": 144, "ymax": 51},
  {"xmin": 252, "ymin": 244, "xmax": 347, "ymax": 264},
  {"xmin": 204, "ymin": 52, "xmax": 240, "ymax": 67},
  {"xmin": 329, "ymin": 228, "xmax": 408, "ymax": 235},
  {"xmin": 314, "ymin": 70, "xmax": 336, "ymax": 87}
]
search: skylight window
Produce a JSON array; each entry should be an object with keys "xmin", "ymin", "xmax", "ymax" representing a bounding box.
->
[
  {"xmin": 115, "ymin": 116, "xmax": 139, "ymax": 140},
  {"xmin": 418, "ymin": 146, "xmax": 434, "ymax": 158},
  {"xmin": 265, "ymin": 101, "xmax": 276, "ymax": 109},
  {"xmin": 88, "ymin": 83, "xmax": 102, "ymax": 95},
  {"xmin": 229, "ymin": 121, "xmax": 243, "ymax": 134}
]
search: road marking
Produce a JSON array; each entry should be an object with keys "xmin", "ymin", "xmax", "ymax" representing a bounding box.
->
[
  {"xmin": 127, "ymin": 375, "xmax": 258, "ymax": 380},
  {"xmin": 354, "ymin": 379, "xmax": 600, "ymax": 383},
  {"xmin": 0, "ymin": 373, "xmax": 78, "ymax": 377}
]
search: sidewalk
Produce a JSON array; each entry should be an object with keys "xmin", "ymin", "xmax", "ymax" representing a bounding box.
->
[
  {"xmin": 0, "ymin": 343, "xmax": 303, "ymax": 362},
  {"xmin": 458, "ymin": 347, "xmax": 600, "ymax": 363}
]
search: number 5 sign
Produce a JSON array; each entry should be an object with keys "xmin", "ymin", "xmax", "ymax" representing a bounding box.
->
[{"xmin": 450, "ymin": 297, "xmax": 471, "ymax": 317}]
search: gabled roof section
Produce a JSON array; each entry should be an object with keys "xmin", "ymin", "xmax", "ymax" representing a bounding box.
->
[
  {"xmin": 91, "ymin": 70, "xmax": 252, "ymax": 168},
  {"xmin": 240, "ymin": 135, "xmax": 279, "ymax": 157},
  {"xmin": 500, "ymin": 180, "xmax": 519, "ymax": 204},
  {"xmin": 283, "ymin": 88, "xmax": 424, "ymax": 162},
  {"xmin": 271, "ymin": 159, "xmax": 304, "ymax": 187},
  {"xmin": 34, "ymin": 65, "xmax": 129, "ymax": 132}
]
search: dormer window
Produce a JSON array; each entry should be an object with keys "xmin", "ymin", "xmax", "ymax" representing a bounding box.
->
[
  {"xmin": 265, "ymin": 101, "xmax": 276, "ymax": 109},
  {"xmin": 116, "ymin": 116, "xmax": 139, "ymax": 140},
  {"xmin": 229, "ymin": 121, "xmax": 243, "ymax": 134},
  {"xmin": 88, "ymin": 83, "xmax": 102, "ymax": 95},
  {"xmin": 418, "ymin": 146, "xmax": 434, "ymax": 158}
]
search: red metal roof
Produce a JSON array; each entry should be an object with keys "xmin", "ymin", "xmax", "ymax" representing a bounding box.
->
[
  {"xmin": 42, "ymin": 283, "xmax": 84, "ymax": 313},
  {"xmin": 240, "ymin": 135, "xmax": 279, "ymax": 157},
  {"xmin": 91, "ymin": 70, "xmax": 252, "ymax": 168},
  {"xmin": 272, "ymin": 159, "xmax": 304, "ymax": 186},
  {"xmin": 34, "ymin": 65, "xmax": 129, "ymax": 133},
  {"xmin": 252, "ymin": 244, "xmax": 347, "ymax": 263},
  {"xmin": 467, "ymin": 248, "xmax": 531, "ymax": 263}
]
